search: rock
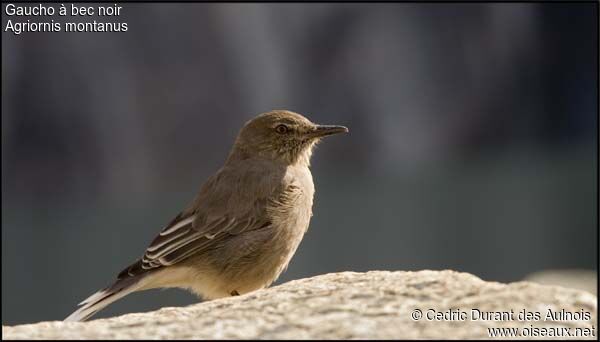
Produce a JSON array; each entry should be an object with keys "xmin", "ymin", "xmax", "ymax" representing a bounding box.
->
[
  {"xmin": 524, "ymin": 269, "xmax": 597, "ymax": 296},
  {"xmin": 2, "ymin": 270, "xmax": 597, "ymax": 339}
]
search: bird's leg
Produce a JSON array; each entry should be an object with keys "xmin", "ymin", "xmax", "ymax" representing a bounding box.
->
[{"xmin": 230, "ymin": 290, "xmax": 240, "ymax": 296}]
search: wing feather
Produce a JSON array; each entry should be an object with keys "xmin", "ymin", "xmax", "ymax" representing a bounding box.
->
[{"xmin": 118, "ymin": 169, "xmax": 303, "ymax": 278}]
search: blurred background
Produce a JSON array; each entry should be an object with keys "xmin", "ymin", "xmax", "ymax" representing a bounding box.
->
[{"xmin": 2, "ymin": 3, "xmax": 597, "ymax": 325}]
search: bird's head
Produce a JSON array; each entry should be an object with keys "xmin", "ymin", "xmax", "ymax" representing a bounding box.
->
[{"xmin": 229, "ymin": 110, "xmax": 348, "ymax": 166}]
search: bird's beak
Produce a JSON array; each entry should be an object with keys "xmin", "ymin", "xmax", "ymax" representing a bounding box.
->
[{"xmin": 308, "ymin": 125, "xmax": 349, "ymax": 138}]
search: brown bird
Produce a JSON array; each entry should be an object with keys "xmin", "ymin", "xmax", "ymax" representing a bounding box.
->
[{"xmin": 65, "ymin": 110, "xmax": 348, "ymax": 321}]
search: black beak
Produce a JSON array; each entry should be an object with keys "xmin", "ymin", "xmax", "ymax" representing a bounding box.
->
[{"xmin": 309, "ymin": 125, "xmax": 349, "ymax": 138}]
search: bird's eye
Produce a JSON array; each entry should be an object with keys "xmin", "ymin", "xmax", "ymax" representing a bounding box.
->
[{"xmin": 275, "ymin": 124, "xmax": 289, "ymax": 134}]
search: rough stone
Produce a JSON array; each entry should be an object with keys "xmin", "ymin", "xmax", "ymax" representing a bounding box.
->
[
  {"xmin": 524, "ymin": 269, "xmax": 597, "ymax": 296},
  {"xmin": 2, "ymin": 270, "xmax": 597, "ymax": 339}
]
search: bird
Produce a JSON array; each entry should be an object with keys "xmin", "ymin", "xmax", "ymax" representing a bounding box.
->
[{"xmin": 65, "ymin": 110, "xmax": 348, "ymax": 322}]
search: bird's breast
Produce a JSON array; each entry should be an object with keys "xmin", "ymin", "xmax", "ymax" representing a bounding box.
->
[
  {"xmin": 268, "ymin": 165, "xmax": 314, "ymax": 265},
  {"xmin": 280, "ymin": 164, "xmax": 314, "ymax": 228}
]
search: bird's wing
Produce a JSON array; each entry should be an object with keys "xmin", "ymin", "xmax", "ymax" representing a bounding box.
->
[
  {"xmin": 139, "ymin": 210, "xmax": 271, "ymax": 270},
  {"xmin": 118, "ymin": 168, "xmax": 301, "ymax": 279},
  {"xmin": 119, "ymin": 207, "xmax": 271, "ymax": 278}
]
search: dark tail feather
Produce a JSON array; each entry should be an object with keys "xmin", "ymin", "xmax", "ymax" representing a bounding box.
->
[{"xmin": 64, "ymin": 275, "xmax": 145, "ymax": 322}]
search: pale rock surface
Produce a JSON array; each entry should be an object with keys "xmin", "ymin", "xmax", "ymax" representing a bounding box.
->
[
  {"xmin": 524, "ymin": 269, "xmax": 597, "ymax": 296},
  {"xmin": 3, "ymin": 270, "xmax": 597, "ymax": 339}
]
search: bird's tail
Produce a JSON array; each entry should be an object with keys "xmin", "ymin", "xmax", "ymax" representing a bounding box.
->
[{"xmin": 64, "ymin": 275, "xmax": 146, "ymax": 322}]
